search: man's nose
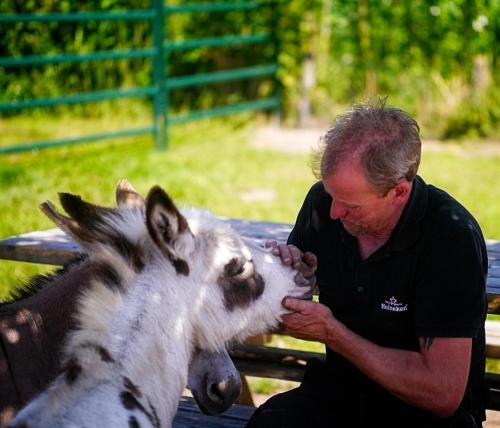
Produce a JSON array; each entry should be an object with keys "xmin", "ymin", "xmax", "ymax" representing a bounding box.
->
[{"xmin": 330, "ymin": 201, "xmax": 347, "ymax": 219}]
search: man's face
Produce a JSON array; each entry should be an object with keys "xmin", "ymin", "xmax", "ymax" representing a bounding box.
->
[{"xmin": 323, "ymin": 161, "xmax": 399, "ymax": 238}]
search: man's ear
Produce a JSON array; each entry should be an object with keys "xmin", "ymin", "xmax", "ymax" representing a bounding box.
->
[
  {"xmin": 391, "ymin": 180, "xmax": 412, "ymax": 204},
  {"xmin": 145, "ymin": 186, "xmax": 193, "ymax": 276}
]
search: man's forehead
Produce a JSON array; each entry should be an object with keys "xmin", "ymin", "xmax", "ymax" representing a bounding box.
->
[{"xmin": 323, "ymin": 162, "xmax": 379, "ymax": 202}]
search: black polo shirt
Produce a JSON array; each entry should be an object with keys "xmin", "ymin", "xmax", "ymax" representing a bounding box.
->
[{"xmin": 288, "ymin": 176, "xmax": 488, "ymax": 427}]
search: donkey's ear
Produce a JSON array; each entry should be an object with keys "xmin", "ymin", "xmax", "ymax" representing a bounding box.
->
[
  {"xmin": 40, "ymin": 200, "xmax": 95, "ymax": 244},
  {"xmin": 116, "ymin": 179, "xmax": 144, "ymax": 209},
  {"xmin": 145, "ymin": 186, "xmax": 193, "ymax": 275},
  {"xmin": 59, "ymin": 193, "xmax": 114, "ymax": 230},
  {"xmin": 41, "ymin": 193, "xmax": 115, "ymax": 245}
]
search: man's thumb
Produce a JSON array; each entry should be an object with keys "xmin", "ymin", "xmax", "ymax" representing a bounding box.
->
[{"xmin": 282, "ymin": 297, "xmax": 305, "ymax": 312}]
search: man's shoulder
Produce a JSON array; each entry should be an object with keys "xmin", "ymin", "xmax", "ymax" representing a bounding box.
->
[
  {"xmin": 307, "ymin": 181, "xmax": 326, "ymax": 197},
  {"xmin": 302, "ymin": 181, "xmax": 331, "ymax": 209},
  {"xmin": 291, "ymin": 181, "xmax": 339, "ymax": 241},
  {"xmin": 423, "ymin": 183, "xmax": 482, "ymax": 238}
]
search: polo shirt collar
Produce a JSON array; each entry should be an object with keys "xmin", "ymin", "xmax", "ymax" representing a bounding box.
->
[{"xmin": 386, "ymin": 175, "xmax": 428, "ymax": 252}]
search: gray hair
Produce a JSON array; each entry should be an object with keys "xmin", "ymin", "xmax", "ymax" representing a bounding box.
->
[{"xmin": 312, "ymin": 99, "xmax": 421, "ymax": 194}]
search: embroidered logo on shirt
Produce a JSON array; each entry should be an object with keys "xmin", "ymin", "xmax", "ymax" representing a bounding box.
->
[{"xmin": 381, "ymin": 296, "xmax": 408, "ymax": 312}]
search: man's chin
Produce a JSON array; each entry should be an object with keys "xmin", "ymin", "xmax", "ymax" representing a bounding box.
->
[{"xmin": 341, "ymin": 221, "xmax": 366, "ymax": 237}]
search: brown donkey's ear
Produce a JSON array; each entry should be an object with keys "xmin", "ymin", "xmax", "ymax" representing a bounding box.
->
[
  {"xmin": 40, "ymin": 200, "xmax": 95, "ymax": 244},
  {"xmin": 116, "ymin": 179, "xmax": 144, "ymax": 209},
  {"xmin": 41, "ymin": 193, "xmax": 114, "ymax": 245},
  {"xmin": 145, "ymin": 186, "xmax": 192, "ymax": 276},
  {"xmin": 59, "ymin": 193, "xmax": 114, "ymax": 230}
]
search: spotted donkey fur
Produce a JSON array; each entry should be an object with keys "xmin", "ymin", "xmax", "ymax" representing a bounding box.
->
[{"xmin": 8, "ymin": 180, "xmax": 311, "ymax": 428}]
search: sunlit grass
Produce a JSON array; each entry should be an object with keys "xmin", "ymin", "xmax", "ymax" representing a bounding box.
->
[
  {"xmin": 0, "ymin": 113, "xmax": 316, "ymax": 299},
  {"xmin": 419, "ymin": 142, "xmax": 500, "ymax": 240}
]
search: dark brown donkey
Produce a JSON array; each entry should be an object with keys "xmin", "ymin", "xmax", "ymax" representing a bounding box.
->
[{"xmin": 1, "ymin": 258, "xmax": 87, "ymax": 425}]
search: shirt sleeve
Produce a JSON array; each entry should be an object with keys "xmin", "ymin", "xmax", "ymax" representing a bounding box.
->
[{"xmin": 414, "ymin": 227, "xmax": 487, "ymax": 338}]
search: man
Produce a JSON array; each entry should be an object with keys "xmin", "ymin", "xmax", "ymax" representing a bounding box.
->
[{"xmin": 246, "ymin": 100, "xmax": 488, "ymax": 427}]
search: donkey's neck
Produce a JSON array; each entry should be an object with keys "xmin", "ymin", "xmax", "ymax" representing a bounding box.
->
[{"xmin": 59, "ymin": 262, "xmax": 194, "ymax": 424}]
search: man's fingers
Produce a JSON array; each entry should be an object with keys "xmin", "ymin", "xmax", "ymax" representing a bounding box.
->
[
  {"xmin": 266, "ymin": 243, "xmax": 313, "ymax": 271},
  {"xmin": 288, "ymin": 245, "xmax": 303, "ymax": 267},
  {"xmin": 302, "ymin": 252, "xmax": 318, "ymax": 270},
  {"xmin": 282, "ymin": 297, "xmax": 310, "ymax": 312},
  {"xmin": 293, "ymin": 267, "xmax": 316, "ymax": 291},
  {"xmin": 265, "ymin": 240, "xmax": 278, "ymax": 249}
]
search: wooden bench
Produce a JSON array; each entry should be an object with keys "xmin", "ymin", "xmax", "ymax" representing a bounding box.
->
[
  {"xmin": 174, "ymin": 396, "xmax": 254, "ymax": 427},
  {"xmin": 1, "ymin": 219, "xmax": 500, "ymax": 424}
]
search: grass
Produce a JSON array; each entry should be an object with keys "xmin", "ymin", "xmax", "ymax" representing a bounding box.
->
[
  {"xmin": 1, "ymin": 112, "xmax": 500, "ymax": 387},
  {"xmin": 1, "ymin": 112, "xmax": 499, "ymax": 296},
  {"xmin": 0, "ymin": 113, "xmax": 317, "ymax": 299},
  {"xmin": 417, "ymin": 143, "xmax": 500, "ymax": 240}
]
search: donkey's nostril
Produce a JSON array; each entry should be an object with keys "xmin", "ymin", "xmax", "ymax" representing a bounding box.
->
[{"xmin": 208, "ymin": 381, "xmax": 226, "ymax": 402}]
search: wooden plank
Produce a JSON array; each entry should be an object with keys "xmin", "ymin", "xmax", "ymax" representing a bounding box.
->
[
  {"xmin": 0, "ymin": 229, "xmax": 79, "ymax": 265},
  {"xmin": 173, "ymin": 396, "xmax": 253, "ymax": 428},
  {"xmin": 231, "ymin": 343, "xmax": 323, "ymax": 382},
  {"xmin": 0, "ymin": 219, "xmax": 292, "ymax": 266},
  {"xmin": 486, "ymin": 241, "xmax": 500, "ymax": 314},
  {"xmin": 486, "ymin": 320, "xmax": 500, "ymax": 359},
  {"xmin": 232, "ymin": 335, "xmax": 500, "ymax": 383},
  {"xmin": 0, "ymin": 225, "xmax": 499, "ymax": 315},
  {"xmin": 1, "ymin": 224, "xmax": 498, "ymax": 301}
]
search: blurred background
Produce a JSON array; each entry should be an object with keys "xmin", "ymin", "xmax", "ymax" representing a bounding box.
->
[{"xmin": 0, "ymin": 0, "xmax": 499, "ymax": 418}]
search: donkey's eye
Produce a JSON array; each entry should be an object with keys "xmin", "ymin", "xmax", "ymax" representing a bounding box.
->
[{"xmin": 224, "ymin": 258, "xmax": 246, "ymax": 277}]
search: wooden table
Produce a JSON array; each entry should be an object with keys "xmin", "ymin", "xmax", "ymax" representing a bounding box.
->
[
  {"xmin": 1, "ymin": 219, "xmax": 499, "ymax": 312},
  {"xmin": 2, "ymin": 219, "xmax": 500, "ymax": 419},
  {"xmin": 174, "ymin": 397, "xmax": 254, "ymax": 428}
]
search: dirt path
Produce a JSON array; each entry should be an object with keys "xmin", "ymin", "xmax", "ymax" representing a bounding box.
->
[{"xmin": 250, "ymin": 124, "xmax": 500, "ymax": 156}]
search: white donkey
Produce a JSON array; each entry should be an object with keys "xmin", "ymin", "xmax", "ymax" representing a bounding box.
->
[{"xmin": 8, "ymin": 180, "xmax": 312, "ymax": 428}]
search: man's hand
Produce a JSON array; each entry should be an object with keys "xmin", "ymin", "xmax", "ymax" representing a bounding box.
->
[
  {"xmin": 266, "ymin": 241, "xmax": 317, "ymax": 291},
  {"xmin": 281, "ymin": 297, "xmax": 334, "ymax": 343}
]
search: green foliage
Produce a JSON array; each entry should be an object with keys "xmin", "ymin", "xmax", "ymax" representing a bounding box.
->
[
  {"xmin": 302, "ymin": 0, "xmax": 500, "ymax": 138},
  {"xmin": 0, "ymin": 0, "xmax": 152, "ymax": 114},
  {"xmin": 0, "ymin": 0, "xmax": 279, "ymax": 116},
  {"xmin": 441, "ymin": 87, "xmax": 500, "ymax": 139},
  {"xmin": 0, "ymin": 0, "xmax": 499, "ymax": 137}
]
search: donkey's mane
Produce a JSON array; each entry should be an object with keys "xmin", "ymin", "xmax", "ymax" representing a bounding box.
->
[{"xmin": 0, "ymin": 256, "xmax": 87, "ymax": 307}]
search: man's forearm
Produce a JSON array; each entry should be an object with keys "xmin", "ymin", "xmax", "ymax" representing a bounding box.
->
[
  {"xmin": 324, "ymin": 317, "xmax": 471, "ymax": 417},
  {"xmin": 282, "ymin": 298, "xmax": 471, "ymax": 417}
]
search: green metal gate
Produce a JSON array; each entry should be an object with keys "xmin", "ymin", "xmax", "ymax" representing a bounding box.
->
[{"xmin": 0, "ymin": 1, "xmax": 280, "ymax": 154}]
